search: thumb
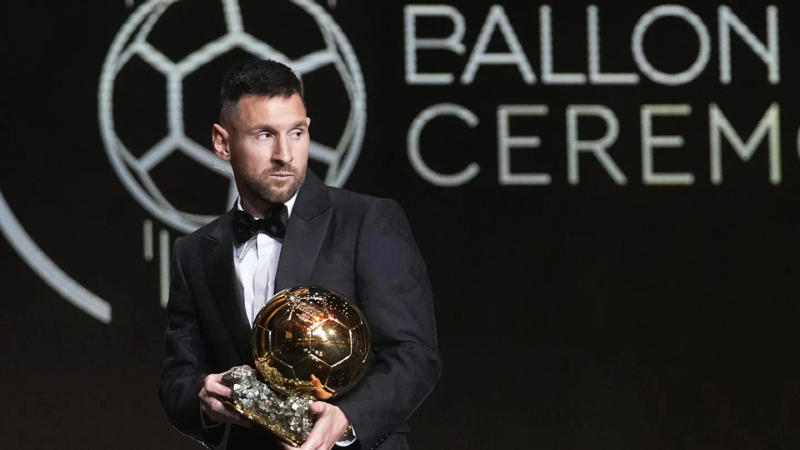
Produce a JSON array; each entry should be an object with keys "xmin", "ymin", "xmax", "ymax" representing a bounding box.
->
[{"xmin": 309, "ymin": 402, "xmax": 327, "ymax": 415}]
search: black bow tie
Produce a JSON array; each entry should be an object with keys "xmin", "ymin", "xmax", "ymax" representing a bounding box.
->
[{"xmin": 233, "ymin": 205, "xmax": 289, "ymax": 245}]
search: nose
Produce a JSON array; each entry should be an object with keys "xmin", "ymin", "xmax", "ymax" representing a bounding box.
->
[{"xmin": 272, "ymin": 134, "xmax": 292, "ymax": 164}]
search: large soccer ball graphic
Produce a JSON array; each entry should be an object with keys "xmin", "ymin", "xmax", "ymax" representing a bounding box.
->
[
  {"xmin": 99, "ymin": 0, "xmax": 366, "ymax": 234},
  {"xmin": 252, "ymin": 286, "xmax": 371, "ymax": 399}
]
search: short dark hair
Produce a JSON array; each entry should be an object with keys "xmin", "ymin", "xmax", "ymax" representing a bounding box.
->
[{"xmin": 219, "ymin": 59, "xmax": 304, "ymax": 123}]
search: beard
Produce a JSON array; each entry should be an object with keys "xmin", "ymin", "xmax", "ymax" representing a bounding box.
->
[{"xmin": 246, "ymin": 166, "xmax": 306, "ymax": 205}]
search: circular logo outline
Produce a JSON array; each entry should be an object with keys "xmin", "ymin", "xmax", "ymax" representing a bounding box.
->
[{"xmin": 99, "ymin": 0, "xmax": 367, "ymax": 233}]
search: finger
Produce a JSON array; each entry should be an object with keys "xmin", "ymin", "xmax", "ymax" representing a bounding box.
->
[
  {"xmin": 205, "ymin": 382, "xmax": 233, "ymax": 399},
  {"xmin": 208, "ymin": 398, "xmax": 242, "ymax": 420},
  {"xmin": 198, "ymin": 386, "xmax": 226, "ymax": 405},
  {"xmin": 204, "ymin": 373, "xmax": 222, "ymax": 385},
  {"xmin": 207, "ymin": 397, "xmax": 229, "ymax": 414},
  {"xmin": 198, "ymin": 387, "xmax": 216, "ymax": 406},
  {"xmin": 206, "ymin": 398, "xmax": 252, "ymax": 427}
]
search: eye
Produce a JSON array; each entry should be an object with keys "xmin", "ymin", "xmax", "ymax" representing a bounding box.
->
[
  {"xmin": 290, "ymin": 129, "xmax": 304, "ymax": 140},
  {"xmin": 256, "ymin": 131, "xmax": 273, "ymax": 141}
]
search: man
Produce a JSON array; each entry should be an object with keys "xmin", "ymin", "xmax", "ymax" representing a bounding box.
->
[{"xmin": 158, "ymin": 59, "xmax": 440, "ymax": 450}]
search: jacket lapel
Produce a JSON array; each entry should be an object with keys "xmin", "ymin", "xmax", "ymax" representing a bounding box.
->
[
  {"xmin": 202, "ymin": 209, "xmax": 252, "ymax": 362},
  {"xmin": 275, "ymin": 171, "xmax": 332, "ymax": 291}
]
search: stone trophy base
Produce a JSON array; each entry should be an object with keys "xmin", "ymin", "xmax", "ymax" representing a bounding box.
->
[{"xmin": 221, "ymin": 367, "xmax": 314, "ymax": 446}]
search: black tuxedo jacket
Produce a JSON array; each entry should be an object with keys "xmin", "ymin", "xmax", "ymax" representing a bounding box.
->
[{"xmin": 158, "ymin": 171, "xmax": 441, "ymax": 450}]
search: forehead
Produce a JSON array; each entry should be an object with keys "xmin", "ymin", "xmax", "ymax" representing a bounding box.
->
[{"xmin": 235, "ymin": 93, "xmax": 307, "ymax": 127}]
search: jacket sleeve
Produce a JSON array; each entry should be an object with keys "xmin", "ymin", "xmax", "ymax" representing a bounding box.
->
[
  {"xmin": 333, "ymin": 199, "xmax": 442, "ymax": 449},
  {"xmin": 158, "ymin": 236, "xmax": 225, "ymax": 447}
]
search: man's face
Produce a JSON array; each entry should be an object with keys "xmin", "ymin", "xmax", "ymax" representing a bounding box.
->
[{"xmin": 214, "ymin": 93, "xmax": 310, "ymax": 208}]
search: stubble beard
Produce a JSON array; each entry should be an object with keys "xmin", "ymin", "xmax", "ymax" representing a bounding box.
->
[{"xmin": 249, "ymin": 168, "xmax": 306, "ymax": 205}]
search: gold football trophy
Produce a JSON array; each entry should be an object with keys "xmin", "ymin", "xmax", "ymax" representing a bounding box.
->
[{"xmin": 221, "ymin": 286, "xmax": 371, "ymax": 445}]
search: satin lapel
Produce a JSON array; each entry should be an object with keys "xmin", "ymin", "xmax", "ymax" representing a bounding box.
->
[
  {"xmin": 202, "ymin": 210, "xmax": 252, "ymax": 362},
  {"xmin": 275, "ymin": 171, "xmax": 332, "ymax": 291},
  {"xmin": 275, "ymin": 209, "xmax": 332, "ymax": 291}
]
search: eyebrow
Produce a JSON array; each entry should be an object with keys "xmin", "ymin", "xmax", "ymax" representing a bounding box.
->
[{"xmin": 248, "ymin": 121, "xmax": 308, "ymax": 133}]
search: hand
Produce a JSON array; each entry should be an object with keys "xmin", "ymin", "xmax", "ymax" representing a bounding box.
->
[
  {"xmin": 278, "ymin": 402, "xmax": 351, "ymax": 450},
  {"xmin": 198, "ymin": 366, "xmax": 253, "ymax": 428}
]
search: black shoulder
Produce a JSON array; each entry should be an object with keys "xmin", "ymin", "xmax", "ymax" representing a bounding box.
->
[
  {"xmin": 327, "ymin": 186, "xmax": 378, "ymax": 209},
  {"xmin": 174, "ymin": 210, "xmax": 233, "ymax": 249},
  {"xmin": 325, "ymin": 185, "xmax": 403, "ymax": 218},
  {"xmin": 325, "ymin": 186, "xmax": 414, "ymax": 240}
]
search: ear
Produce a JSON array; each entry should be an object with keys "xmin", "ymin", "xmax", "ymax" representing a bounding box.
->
[
  {"xmin": 306, "ymin": 116, "xmax": 311, "ymax": 128},
  {"xmin": 212, "ymin": 123, "xmax": 231, "ymax": 161}
]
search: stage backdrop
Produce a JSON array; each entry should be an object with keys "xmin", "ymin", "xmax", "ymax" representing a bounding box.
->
[{"xmin": 2, "ymin": 1, "xmax": 800, "ymax": 448}]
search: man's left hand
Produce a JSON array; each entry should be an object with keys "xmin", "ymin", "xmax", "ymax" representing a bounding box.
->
[{"xmin": 279, "ymin": 402, "xmax": 350, "ymax": 450}]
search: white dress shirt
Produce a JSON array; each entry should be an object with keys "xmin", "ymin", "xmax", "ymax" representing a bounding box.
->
[{"xmin": 234, "ymin": 194, "xmax": 297, "ymax": 326}]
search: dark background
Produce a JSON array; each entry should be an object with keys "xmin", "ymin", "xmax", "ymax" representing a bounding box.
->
[{"xmin": 2, "ymin": 1, "xmax": 800, "ymax": 449}]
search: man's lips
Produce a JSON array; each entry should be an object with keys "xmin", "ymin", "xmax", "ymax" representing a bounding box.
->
[{"xmin": 270, "ymin": 172, "xmax": 293, "ymax": 178}]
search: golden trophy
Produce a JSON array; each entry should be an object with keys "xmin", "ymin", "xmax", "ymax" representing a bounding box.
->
[{"xmin": 221, "ymin": 286, "xmax": 371, "ymax": 445}]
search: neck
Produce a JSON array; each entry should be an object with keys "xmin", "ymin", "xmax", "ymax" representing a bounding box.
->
[{"xmin": 240, "ymin": 195, "xmax": 280, "ymax": 219}]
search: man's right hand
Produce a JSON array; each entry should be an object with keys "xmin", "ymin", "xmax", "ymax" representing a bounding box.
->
[{"xmin": 198, "ymin": 368, "xmax": 253, "ymax": 428}]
